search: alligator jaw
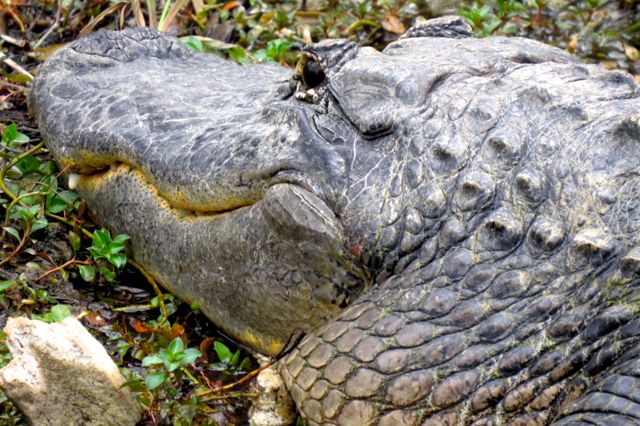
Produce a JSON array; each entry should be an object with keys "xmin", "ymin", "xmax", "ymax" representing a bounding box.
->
[{"xmin": 73, "ymin": 163, "xmax": 368, "ymax": 355}]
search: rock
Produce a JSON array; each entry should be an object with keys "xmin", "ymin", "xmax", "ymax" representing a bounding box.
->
[
  {"xmin": 0, "ymin": 316, "xmax": 140, "ymax": 426},
  {"xmin": 250, "ymin": 366, "xmax": 297, "ymax": 426}
]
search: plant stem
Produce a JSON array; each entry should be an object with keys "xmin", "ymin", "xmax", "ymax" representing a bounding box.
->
[
  {"xmin": 0, "ymin": 141, "xmax": 45, "ymax": 200},
  {"xmin": 128, "ymin": 259, "xmax": 169, "ymax": 326}
]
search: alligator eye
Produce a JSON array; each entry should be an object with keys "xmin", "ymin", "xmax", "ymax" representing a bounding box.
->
[{"xmin": 302, "ymin": 59, "xmax": 325, "ymax": 89}]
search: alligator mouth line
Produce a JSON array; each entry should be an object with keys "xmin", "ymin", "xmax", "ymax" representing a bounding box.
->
[{"xmin": 67, "ymin": 161, "xmax": 329, "ymax": 220}]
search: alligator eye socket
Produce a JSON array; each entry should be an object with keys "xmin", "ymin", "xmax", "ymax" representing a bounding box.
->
[{"xmin": 302, "ymin": 59, "xmax": 325, "ymax": 89}]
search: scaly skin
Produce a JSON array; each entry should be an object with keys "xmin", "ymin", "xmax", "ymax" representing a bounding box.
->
[{"xmin": 31, "ymin": 16, "xmax": 640, "ymax": 425}]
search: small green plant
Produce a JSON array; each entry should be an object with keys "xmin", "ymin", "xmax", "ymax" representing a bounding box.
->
[
  {"xmin": 76, "ymin": 229, "xmax": 130, "ymax": 282},
  {"xmin": 212, "ymin": 340, "xmax": 252, "ymax": 370},
  {"xmin": 31, "ymin": 304, "xmax": 73, "ymax": 323},
  {"xmin": 2, "ymin": 124, "xmax": 30, "ymax": 148},
  {"xmin": 141, "ymin": 337, "xmax": 202, "ymax": 390},
  {"xmin": 254, "ymin": 38, "xmax": 295, "ymax": 63}
]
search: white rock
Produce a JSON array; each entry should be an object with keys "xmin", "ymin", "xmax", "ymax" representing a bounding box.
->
[
  {"xmin": 0, "ymin": 316, "xmax": 140, "ymax": 426},
  {"xmin": 250, "ymin": 366, "xmax": 296, "ymax": 426}
]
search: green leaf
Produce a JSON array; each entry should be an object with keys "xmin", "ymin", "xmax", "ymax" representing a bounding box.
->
[
  {"xmin": 2, "ymin": 123, "xmax": 30, "ymax": 147},
  {"xmin": 165, "ymin": 360, "xmax": 182, "ymax": 372},
  {"xmin": 182, "ymin": 36, "xmax": 204, "ymax": 52},
  {"xmin": 239, "ymin": 356, "xmax": 253, "ymax": 371},
  {"xmin": 167, "ymin": 337, "xmax": 184, "ymax": 357},
  {"xmin": 214, "ymin": 341, "xmax": 233, "ymax": 362},
  {"xmin": 31, "ymin": 217, "xmax": 48, "ymax": 233},
  {"xmin": 180, "ymin": 348, "xmax": 202, "ymax": 365},
  {"xmin": 0, "ymin": 280, "xmax": 16, "ymax": 293},
  {"xmin": 100, "ymin": 266, "xmax": 117, "ymax": 282},
  {"xmin": 141, "ymin": 354, "xmax": 165, "ymax": 367},
  {"xmin": 109, "ymin": 253, "xmax": 127, "ymax": 269},
  {"xmin": 89, "ymin": 229, "xmax": 129, "ymax": 268},
  {"xmin": 2, "ymin": 123, "xmax": 18, "ymax": 143},
  {"xmin": 3, "ymin": 227, "xmax": 20, "ymax": 241},
  {"xmin": 51, "ymin": 305, "xmax": 72, "ymax": 323},
  {"xmin": 38, "ymin": 160, "xmax": 58, "ymax": 176},
  {"xmin": 230, "ymin": 349, "xmax": 240, "ymax": 367},
  {"xmin": 16, "ymin": 156, "xmax": 41, "ymax": 175},
  {"xmin": 17, "ymin": 205, "xmax": 40, "ymax": 222},
  {"xmin": 78, "ymin": 265, "xmax": 96, "ymax": 282},
  {"xmin": 228, "ymin": 46, "xmax": 252, "ymax": 64},
  {"xmin": 144, "ymin": 371, "xmax": 168, "ymax": 390},
  {"xmin": 69, "ymin": 231, "xmax": 81, "ymax": 252},
  {"xmin": 121, "ymin": 378, "xmax": 146, "ymax": 392},
  {"xmin": 111, "ymin": 234, "xmax": 130, "ymax": 245}
]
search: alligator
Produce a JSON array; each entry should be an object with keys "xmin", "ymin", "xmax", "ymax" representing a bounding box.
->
[{"xmin": 30, "ymin": 16, "xmax": 640, "ymax": 425}]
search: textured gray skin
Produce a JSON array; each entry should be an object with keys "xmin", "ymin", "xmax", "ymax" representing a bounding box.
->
[{"xmin": 31, "ymin": 16, "xmax": 640, "ymax": 425}]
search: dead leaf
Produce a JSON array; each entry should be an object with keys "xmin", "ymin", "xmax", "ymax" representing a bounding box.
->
[
  {"xmin": 624, "ymin": 42, "xmax": 639, "ymax": 62},
  {"xmin": 83, "ymin": 311, "xmax": 107, "ymax": 327},
  {"xmin": 599, "ymin": 60, "xmax": 619, "ymax": 70},
  {"xmin": 223, "ymin": 1, "xmax": 239, "ymax": 11},
  {"xmin": 129, "ymin": 318, "xmax": 154, "ymax": 334},
  {"xmin": 192, "ymin": 0, "xmax": 204, "ymax": 14},
  {"xmin": 199, "ymin": 337, "xmax": 215, "ymax": 362},
  {"xmin": 382, "ymin": 15, "xmax": 405, "ymax": 35},
  {"xmin": 159, "ymin": 322, "xmax": 186, "ymax": 341},
  {"xmin": 567, "ymin": 34, "xmax": 578, "ymax": 54}
]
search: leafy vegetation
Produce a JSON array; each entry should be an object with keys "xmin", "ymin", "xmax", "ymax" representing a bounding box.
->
[{"xmin": 0, "ymin": 0, "xmax": 638, "ymax": 424}]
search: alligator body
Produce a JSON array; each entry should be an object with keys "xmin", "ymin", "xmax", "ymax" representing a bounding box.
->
[{"xmin": 31, "ymin": 16, "xmax": 640, "ymax": 425}]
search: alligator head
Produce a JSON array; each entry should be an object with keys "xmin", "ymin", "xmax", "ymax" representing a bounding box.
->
[{"xmin": 31, "ymin": 16, "xmax": 640, "ymax": 425}]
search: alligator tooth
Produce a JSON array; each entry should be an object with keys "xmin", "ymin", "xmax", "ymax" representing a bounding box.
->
[{"xmin": 68, "ymin": 173, "xmax": 80, "ymax": 190}]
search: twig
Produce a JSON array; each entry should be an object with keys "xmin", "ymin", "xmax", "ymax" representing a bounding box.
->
[
  {"xmin": 180, "ymin": 366, "xmax": 201, "ymax": 385},
  {"xmin": 0, "ymin": 52, "xmax": 34, "ymax": 81},
  {"xmin": 0, "ymin": 141, "xmax": 46, "ymax": 200},
  {"xmin": 36, "ymin": 257, "xmax": 91, "ymax": 281},
  {"xmin": 200, "ymin": 392, "xmax": 257, "ymax": 402},
  {"xmin": 33, "ymin": 21, "xmax": 60, "ymax": 50},
  {"xmin": 131, "ymin": 0, "xmax": 146, "ymax": 27},
  {"xmin": 0, "ymin": 34, "xmax": 27, "ymax": 48},
  {"xmin": 147, "ymin": 0, "xmax": 158, "ymax": 28},
  {"xmin": 80, "ymin": 2, "xmax": 127, "ymax": 35},
  {"xmin": 0, "ymin": 80, "xmax": 29, "ymax": 91},
  {"xmin": 158, "ymin": 0, "xmax": 189, "ymax": 32},
  {"xmin": 0, "ymin": 223, "xmax": 31, "ymax": 268},
  {"xmin": 195, "ymin": 360, "xmax": 275, "ymax": 397}
]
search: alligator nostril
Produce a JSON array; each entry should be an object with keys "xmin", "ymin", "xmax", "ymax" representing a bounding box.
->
[{"xmin": 302, "ymin": 59, "xmax": 326, "ymax": 89}]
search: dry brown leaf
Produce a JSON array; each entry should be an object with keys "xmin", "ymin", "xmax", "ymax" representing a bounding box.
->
[
  {"xmin": 567, "ymin": 34, "xmax": 578, "ymax": 54},
  {"xmin": 192, "ymin": 0, "xmax": 204, "ymax": 14},
  {"xmin": 624, "ymin": 42, "xmax": 639, "ymax": 62},
  {"xmin": 599, "ymin": 60, "xmax": 619, "ymax": 70},
  {"xmin": 159, "ymin": 322, "xmax": 186, "ymax": 341},
  {"xmin": 223, "ymin": 1, "xmax": 239, "ymax": 11},
  {"xmin": 83, "ymin": 311, "xmax": 107, "ymax": 327},
  {"xmin": 129, "ymin": 318, "xmax": 154, "ymax": 333},
  {"xmin": 382, "ymin": 14, "xmax": 405, "ymax": 35}
]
